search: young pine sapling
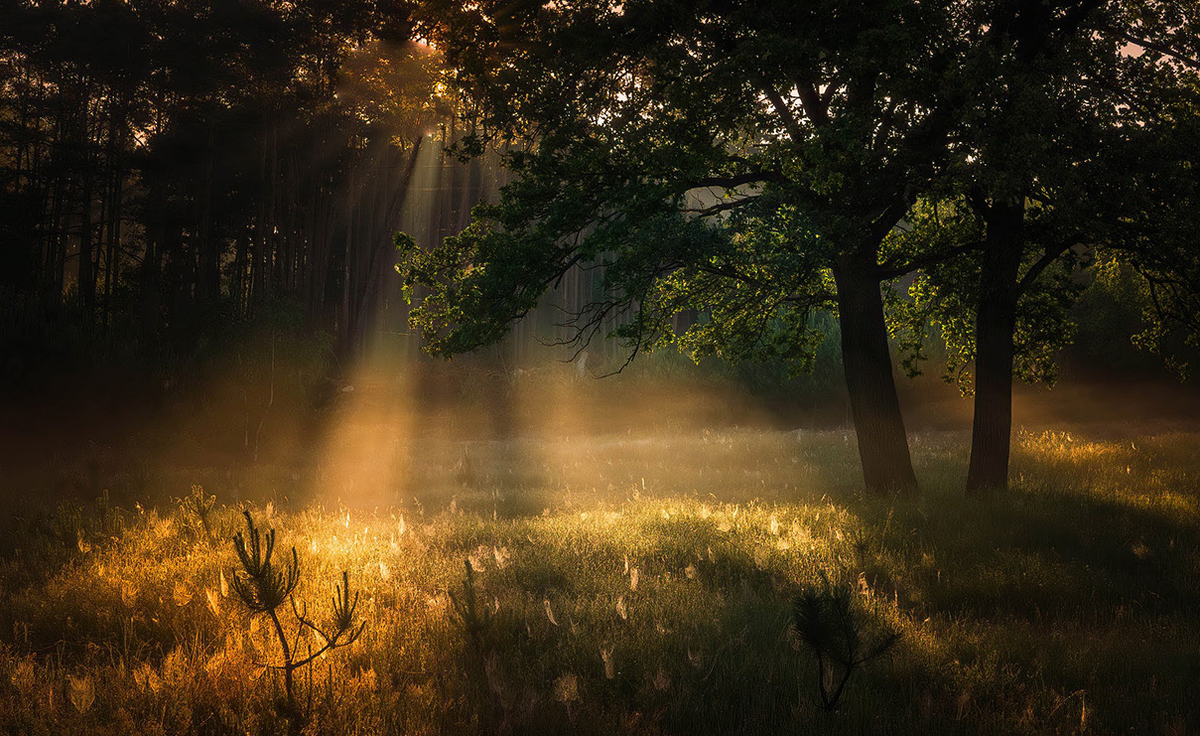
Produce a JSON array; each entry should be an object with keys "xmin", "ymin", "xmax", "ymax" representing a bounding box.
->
[
  {"xmin": 792, "ymin": 574, "xmax": 900, "ymax": 711},
  {"xmin": 178, "ymin": 484, "xmax": 217, "ymax": 541},
  {"xmin": 230, "ymin": 511, "xmax": 365, "ymax": 719}
]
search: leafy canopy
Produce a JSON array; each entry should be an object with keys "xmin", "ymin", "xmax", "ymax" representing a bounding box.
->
[{"xmin": 402, "ymin": 0, "xmax": 972, "ymax": 369}]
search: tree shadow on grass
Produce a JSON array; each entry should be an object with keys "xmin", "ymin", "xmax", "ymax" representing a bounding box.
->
[
  {"xmin": 451, "ymin": 516, "xmax": 961, "ymax": 736},
  {"xmin": 828, "ymin": 436, "xmax": 1200, "ymax": 735}
]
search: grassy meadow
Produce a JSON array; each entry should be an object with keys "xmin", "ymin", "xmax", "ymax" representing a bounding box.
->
[{"xmin": 1, "ymin": 426, "xmax": 1198, "ymax": 735}]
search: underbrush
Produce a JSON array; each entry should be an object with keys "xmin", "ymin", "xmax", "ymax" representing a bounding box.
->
[{"xmin": 0, "ymin": 428, "xmax": 1197, "ymax": 734}]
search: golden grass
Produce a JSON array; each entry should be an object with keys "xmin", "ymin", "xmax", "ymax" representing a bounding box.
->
[{"xmin": 1, "ymin": 427, "xmax": 1198, "ymax": 734}]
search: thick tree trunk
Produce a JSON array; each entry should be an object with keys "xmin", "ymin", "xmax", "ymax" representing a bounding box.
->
[
  {"xmin": 966, "ymin": 201, "xmax": 1025, "ymax": 494},
  {"xmin": 833, "ymin": 254, "xmax": 918, "ymax": 495}
]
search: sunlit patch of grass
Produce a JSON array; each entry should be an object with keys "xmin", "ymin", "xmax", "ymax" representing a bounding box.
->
[{"xmin": 1, "ymin": 427, "xmax": 1198, "ymax": 733}]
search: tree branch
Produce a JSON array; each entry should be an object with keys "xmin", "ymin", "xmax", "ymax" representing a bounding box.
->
[
  {"xmin": 759, "ymin": 79, "xmax": 804, "ymax": 142},
  {"xmin": 690, "ymin": 171, "xmax": 786, "ymax": 189},
  {"xmin": 877, "ymin": 239, "xmax": 986, "ymax": 280},
  {"xmin": 1017, "ymin": 241, "xmax": 1075, "ymax": 294},
  {"xmin": 796, "ymin": 80, "xmax": 830, "ymax": 127},
  {"xmin": 1100, "ymin": 27, "xmax": 1200, "ymax": 70},
  {"xmin": 867, "ymin": 194, "xmax": 914, "ymax": 247},
  {"xmin": 682, "ymin": 196, "xmax": 759, "ymax": 218}
]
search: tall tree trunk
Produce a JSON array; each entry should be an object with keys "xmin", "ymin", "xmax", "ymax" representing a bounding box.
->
[
  {"xmin": 79, "ymin": 163, "xmax": 96, "ymax": 320},
  {"xmin": 966, "ymin": 200, "xmax": 1025, "ymax": 494},
  {"xmin": 268, "ymin": 127, "xmax": 280, "ymax": 293},
  {"xmin": 199, "ymin": 126, "xmax": 219, "ymax": 303},
  {"xmin": 77, "ymin": 82, "xmax": 97, "ymax": 321},
  {"xmin": 832, "ymin": 253, "xmax": 918, "ymax": 495},
  {"xmin": 103, "ymin": 153, "xmax": 122, "ymax": 328},
  {"xmin": 234, "ymin": 230, "xmax": 248, "ymax": 317},
  {"xmin": 252, "ymin": 134, "xmax": 270, "ymax": 306},
  {"xmin": 101, "ymin": 102, "xmax": 122, "ymax": 329},
  {"xmin": 140, "ymin": 174, "xmax": 165, "ymax": 342},
  {"xmin": 340, "ymin": 163, "xmax": 354, "ymax": 360},
  {"xmin": 45, "ymin": 150, "xmax": 65, "ymax": 313}
]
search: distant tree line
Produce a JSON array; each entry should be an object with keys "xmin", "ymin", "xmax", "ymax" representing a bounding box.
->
[{"xmin": 0, "ymin": 0, "xmax": 491, "ymax": 384}]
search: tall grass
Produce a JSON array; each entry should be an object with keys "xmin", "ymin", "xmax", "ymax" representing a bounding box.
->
[{"xmin": 0, "ymin": 427, "xmax": 1196, "ymax": 734}]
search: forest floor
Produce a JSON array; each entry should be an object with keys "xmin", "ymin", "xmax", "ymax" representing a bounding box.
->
[{"xmin": 1, "ymin": 426, "xmax": 1197, "ymax": 735}]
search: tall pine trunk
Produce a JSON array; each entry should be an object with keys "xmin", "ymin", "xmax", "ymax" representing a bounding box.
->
[
  {"xmin": 199, "ymin": 127, "xmax": 219, "ymax": 304},
  {"xmin": 79, "ymin": 165, "xmax": 95, "ymax": 320},
  {"xmin": 833, "ymin": 253, "xmax": 918, "ymax": 495},
  {"xmin": 966, "ymin": 201, "xmax": 1025, "ymax": 493}
]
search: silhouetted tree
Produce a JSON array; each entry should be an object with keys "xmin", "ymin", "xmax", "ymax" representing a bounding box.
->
[{"xmin": 889, "ymin": 0, "xmax": 1200, "ymax": 492}]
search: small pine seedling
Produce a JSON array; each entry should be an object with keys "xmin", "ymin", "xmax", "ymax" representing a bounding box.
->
[
  {"xmin": 448, "ymin": 559, "xmax": 492, "ymax": 655},
  {"xmin": 178, "ymin": 484, "xmax": 217, "ymax": 541},
  {"xmin": 791, "ymin": 573, "xmax": 900, "ymax": 711},
  {"xmin": 230, "ymin": 511, "xmax": 365, "ymax": 725}
]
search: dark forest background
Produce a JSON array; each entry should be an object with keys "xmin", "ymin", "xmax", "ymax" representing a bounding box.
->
[{"xmin": 2, "ymin": 0, "xmax": 1197, "ymax": 480}]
